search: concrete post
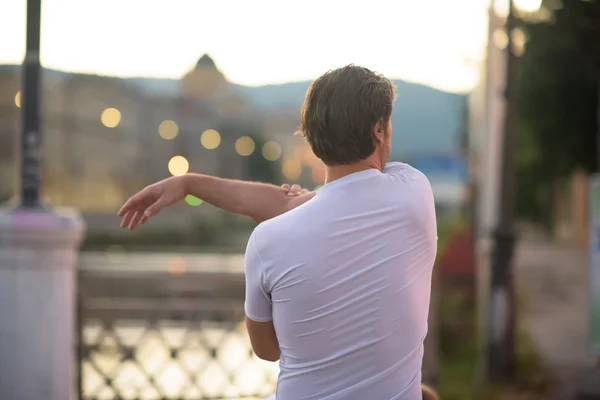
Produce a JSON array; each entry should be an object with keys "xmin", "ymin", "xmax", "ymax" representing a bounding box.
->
[{"xmin": 0, "ymin": 206, "xmax": 85, "ymax": 400}]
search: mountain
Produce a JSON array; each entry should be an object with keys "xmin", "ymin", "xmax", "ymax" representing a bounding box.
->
[
  {"xmin": 119, "ymin": 75, "xmax": 467, "ymax": 158},
  {"xmin": 232, "ymin": 80, "xmax": 467, "ymax": 157},
  {"xmin": 2, "ymin": 63, "xmax": 466, "ymax": 157}
]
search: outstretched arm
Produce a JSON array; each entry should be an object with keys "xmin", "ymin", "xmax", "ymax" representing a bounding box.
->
[
  {"xmin": 183, "ymin": 174, "xmax": 315, "ymax": 223},
  {"xmin": 118, "ymin": 174, "xmax": 316, "ymax": 230}
]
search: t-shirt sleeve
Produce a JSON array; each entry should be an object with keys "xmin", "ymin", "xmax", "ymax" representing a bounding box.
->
[{"xmin": 244, "ymin": 232, "xmax": 273, "ymax": 322}]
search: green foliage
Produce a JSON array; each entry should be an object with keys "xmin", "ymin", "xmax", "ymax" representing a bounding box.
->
[
  {"xmin": 516, "ymin": 0, "xmax": 600, "ymax": 224},
  {"xmin": 82, "ymin": 216, "xmax": 255, "ymax": 251},
  {"xmin": 435, "ymin": 217, "xmax": 549, "ymax": 399}
]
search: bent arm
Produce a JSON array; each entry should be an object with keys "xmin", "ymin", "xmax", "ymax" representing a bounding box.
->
[
  {"xmin": 183, "ymin": 174, "xmax": 315, "ymax": 223},
  {"xmin": 245, "ymin": 317, "xmax": 280, "ymax": 361}
]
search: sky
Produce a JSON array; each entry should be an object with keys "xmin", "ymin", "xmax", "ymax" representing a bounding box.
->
[{"xmin": 0, "ymin": 0, "xmax": 501, "ymax": 93}]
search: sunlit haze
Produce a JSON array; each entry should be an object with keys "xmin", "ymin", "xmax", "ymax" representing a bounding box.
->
[{"xmin": 0, "ymin": 0, "xmax": 497, "ymax": 93}]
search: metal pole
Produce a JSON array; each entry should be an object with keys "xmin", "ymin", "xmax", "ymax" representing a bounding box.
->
[
  {"xmin": 487, "ymin": 0, "xmax": 518, "ymax": 381},
  {"xmin": 597, "ymin": 81, "xmax": 600, "ymax": 171},
  {"xmin": 19, "ymin": 0, "xmax": 43, "ymax": 208}
]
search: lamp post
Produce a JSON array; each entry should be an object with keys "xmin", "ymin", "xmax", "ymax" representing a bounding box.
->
[
  {"xmin": 19, "ymin": 0, "xmax": 43, "ymax": 208},
  {"xmin": 0, "ymin": 0, "xmax": 85, "ymax": 398}
]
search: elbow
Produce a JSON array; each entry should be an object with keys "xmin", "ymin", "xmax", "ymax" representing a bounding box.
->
[
  {"xmin": 254, "ymin": 348, "xmax": 280, "ymax": 362},
  {"xmin": 249, "ymin": 203, "xmax": 288, "ymax": 224}
]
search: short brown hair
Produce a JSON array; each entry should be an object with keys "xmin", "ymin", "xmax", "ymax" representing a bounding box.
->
[{"xmin": 297, "ymin": 65, "xmax": 397, "ymax": 166}]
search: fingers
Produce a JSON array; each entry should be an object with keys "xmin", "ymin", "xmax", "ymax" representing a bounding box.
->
[
  {"xmin": 120, "ymin": 210, "xmax": 136, "ymax": 229},
  {"xmin": 117, "ymin": 195, "xmax": 138, "ymax": 217},
  {"xmin": 282, "ymin": 183, "xmax": 308, "ymax": 197},
  {"xmin": 128, "ymin": 211, "xmax": 145, "ymax": 231},
  {"xmin": 144, "ymin": 198, "xmax": 165, "ymax": 218},
  {"xmin": 287, "ymin": 184, "xmax": 302, "ymax": 196},
  {"xmin": 120, "ymin": 208, "xmax": 150, "ymax": 230},
  {"xmin": 118, "ymin": 188, "xmax": 164, "ymax": 229},
  {"xmin": 118, "ymin": 189, "xmax": 147, "ymax": 217}
]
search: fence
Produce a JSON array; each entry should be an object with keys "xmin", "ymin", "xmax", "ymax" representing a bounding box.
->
[
  {"xmin": 76, "ymin": 251, "xmax": 438, "ymax": 399},
  {"xmin": 77, "ymin": 252, "xmax": 278, "ymax": 400}
]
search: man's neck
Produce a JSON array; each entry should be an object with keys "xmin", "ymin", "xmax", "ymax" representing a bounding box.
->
[{"xmin": 324, "ymin": 157, "xmax": 384, "ymax": 184}]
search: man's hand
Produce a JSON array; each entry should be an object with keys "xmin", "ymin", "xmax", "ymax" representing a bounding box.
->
[
  {"xmin": 118, "ymin": 175, "xmax": 187, "ymax": 230},
  {"xmin": 281, "ymin": 184, "xmax": 310, "ymax": 197}
]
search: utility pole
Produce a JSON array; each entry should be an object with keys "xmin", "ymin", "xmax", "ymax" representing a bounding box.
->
[
  {"xmin": 486, "ymin": 0, "xmax": 519, "ymax": 381},
  {"xmin": 597, "ymin": 82, "xmax": 600, "ymax": 171},
  {"xmin": 19, "ymin": 0, "xmax": 43, "ymax": 208}
]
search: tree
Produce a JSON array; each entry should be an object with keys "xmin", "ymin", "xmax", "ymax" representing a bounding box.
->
[{"xmin": 515, "ymin": 0, "xmax": 600, "ymax": 225}]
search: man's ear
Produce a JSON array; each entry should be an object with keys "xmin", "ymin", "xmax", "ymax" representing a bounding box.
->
[{"xmin": 373, "ymin": 119, "xmax": 386, "ymax": 144}]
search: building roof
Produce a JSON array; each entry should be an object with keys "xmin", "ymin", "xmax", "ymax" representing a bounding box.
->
[{"xmin": 195, "ymin": 54, "xmax": 216, "ymax": 70}]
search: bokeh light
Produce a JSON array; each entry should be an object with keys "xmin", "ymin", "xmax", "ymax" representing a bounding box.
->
[
  {"xmin": 262, "ymin": 141, "xmax": 282, "ymax": 161},
  {"xmin": 511, "ymin": 27, "xmax": 527, "ymax": 57},
  {"xmin": 282, "ymin": 159, "xmax": 302, "ymax": 181},
  {"xmin": 517, "ymin": 0, "xmax": 542, "ymax": 11},
  {"xmin": 311, "ymin": 167, "xmax": 325, "ymax": 184},
  {"xmin": 168, "ymin": 257, "xmax": 187, "ymax": 275},
  {"xmin": 14, "ymin": 91, "xmax": 21, "ymax": 108},
  {"xmin": 159, "ymin": 120, "xmax": 179, "ymax": 140},
  {"xmin": 492, "ymin": 29, "xmax": 508, "ymax": 50},
  {"xmin": 168, "ymin": 155, "xmax": 189, "ymax": 176},
  {"xmin": 294, "ymin": 147, "xmax": 305, "ymax": 161},
  {"xmin": 185, "ymin": 195, "xmax": 203, "ymax": 206},
  {"xmin": 201, "ymin": 129, "xmax": 221, "ymax": 149},
  {"xmin": 495, "ymin": 0, "xmax": 542, "ymax": 16},
  {"xmin": 235, "ymin": 136, "xmax": 255, "ymax": 156},
  {"xmin": 101, "ymin": 107, "xmax": 121, "ymax": 128}
]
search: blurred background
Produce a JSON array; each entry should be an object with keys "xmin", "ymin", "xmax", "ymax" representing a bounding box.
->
[{"xmin": 1, "ymin": 0, "xmax": 600, "ymax": 399}]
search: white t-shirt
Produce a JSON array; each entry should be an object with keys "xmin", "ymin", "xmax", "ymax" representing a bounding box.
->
[{"xmin": 244, "ymin": 162, "xmax": 438, "ymax": 400}]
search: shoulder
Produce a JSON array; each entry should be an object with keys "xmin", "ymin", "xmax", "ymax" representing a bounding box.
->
[
  {"xmin": 382, "ymin": 163, "xmax": 436, "ymax": 222},
  {"xmin": 248, "ymin": 212, "xmax": 293, "ymax": 255},
  {"xmin": 383, "ymin": 162, "xmax": 428, "ymax": 181},
  {"xmin": 248, "ymin": 202, "xmax": 315, "ymax": 265},
  {"xmin": 383, "ymin": 162, "xmax": 433, "ymax": 194}
]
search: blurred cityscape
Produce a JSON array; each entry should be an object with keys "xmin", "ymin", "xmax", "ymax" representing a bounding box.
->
[
  {"xmin": 2, "ymin": 0, "xmax": 600, "ymax": 399},
  {"xmin": 0, "ymin": 53, "xmax": 466, "ymax": 241}
]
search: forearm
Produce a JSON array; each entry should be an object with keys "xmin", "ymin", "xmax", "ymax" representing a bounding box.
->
[{"xmin": 183, "ymin": 174, "xmax": 311, "ymax": 223}]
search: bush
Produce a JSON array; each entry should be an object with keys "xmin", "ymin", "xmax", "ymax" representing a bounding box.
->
[{"xmin": 82, "ymin": 216, "xmax": 257, "ymax": 251}]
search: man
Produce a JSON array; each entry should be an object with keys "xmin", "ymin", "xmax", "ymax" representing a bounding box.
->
[{"xmin": 118, "ymin": 65, "xmax": 438, "ymax": 399}]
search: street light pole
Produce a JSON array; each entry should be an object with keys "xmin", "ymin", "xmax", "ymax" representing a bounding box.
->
[
  {"xmin": 0, "ymin": 1, "xmax": 86, "ymax": 398},
  {"xmin": 19, "ymin": 0, "xmax": 43, "ymax": 208},
  {"xmin": 487, "ymin": 0, "xmax": 518, "ymax": 381}
]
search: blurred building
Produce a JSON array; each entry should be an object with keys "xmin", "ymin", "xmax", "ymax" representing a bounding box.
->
[{"xmin": 0, "ymin": 55, "xmax": 306, "ymax": 226}]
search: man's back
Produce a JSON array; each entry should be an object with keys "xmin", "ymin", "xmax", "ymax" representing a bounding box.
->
[{"xmin": 244, "ymin": 163, "xmax": 438, "ymax": 400}]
